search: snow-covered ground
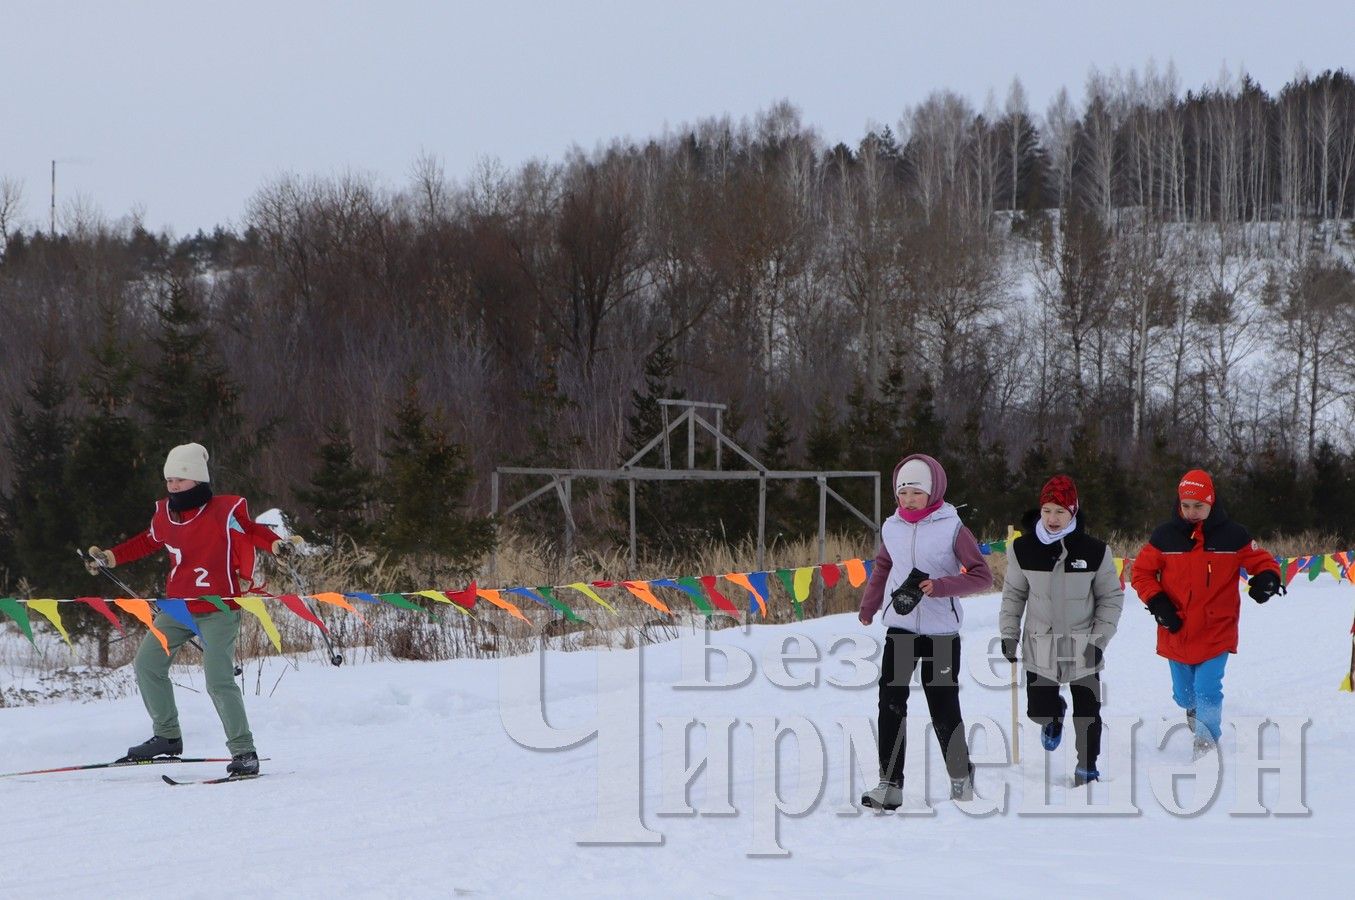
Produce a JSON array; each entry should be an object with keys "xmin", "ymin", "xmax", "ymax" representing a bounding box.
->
[{"xmin": 3, "ymin": 578, "xmax": 1354, "ymax": 898}]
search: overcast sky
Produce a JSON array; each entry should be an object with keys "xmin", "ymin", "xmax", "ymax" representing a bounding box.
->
[{"xmin": 3, "ymin": 1, "xmax": 1352, "ymax": 236}]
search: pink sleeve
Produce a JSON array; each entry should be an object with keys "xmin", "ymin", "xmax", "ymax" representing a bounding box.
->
[
  {"xmin": 858, "ymin": 541, "xmax": 893, "ymax": 619},
  {"xmin": 929, "ymin": 527, "xmax": 994, "ymax": 597}
]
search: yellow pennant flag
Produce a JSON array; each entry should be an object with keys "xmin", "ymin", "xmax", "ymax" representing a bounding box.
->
[
  {"xmin": 1113, "ymin": 558, "xmax": 1125, "ymax": 578},
  {"xmin": 1324, "ymin": 554, "xmax": 1343, "ymax": 581},
  {"xmin": 844, "ymin": 559, "xmax": 868, "ymax": 588},
  {"xmin": 565, "ymin": 583, "xmax": 616, "ymax": 613},
  {"xmin": 235, "ymin": 596, "xmax": 283, "ymax": 651},
  {"xmin": 26, "ymin": 599, "xmax": 72, "ymax": 646},
  {"xmin": 113, "ymin": 599, "xmax": 169, "ymax": 654},
  {"xmin": 475, "ymin": 589, "xmax": 529, "ymax": 622},
  {"xmin": 792, "ymin": 567, "xmax": 814, "ymax": 603},
  {"xmin": 724, "ymin": 573, "xmax": 767, "ymax": 617},
  {"xmin": 416, "ymin": 589, "xmax": 473, "ymax": 617},
  {"xmin": 621, "ymin": 581, "xmax": 671, "ymax": 615},
  {"xmin": 310, "ymin": 591, "xmax": 367, "ymax": 624}
]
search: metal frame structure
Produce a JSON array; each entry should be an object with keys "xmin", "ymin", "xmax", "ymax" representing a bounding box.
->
[{"xmin": 489, "ymin": 399, "xmax": 881, "ymax": 616}]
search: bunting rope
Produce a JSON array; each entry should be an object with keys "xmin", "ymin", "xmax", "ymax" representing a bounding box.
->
[{"xmin": 2, "ymin": 543, "xmax": 1354, "ymax": 655}]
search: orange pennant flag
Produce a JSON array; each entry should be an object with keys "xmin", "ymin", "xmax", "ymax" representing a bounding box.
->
[
  {"xmin": 475, "ymin": 589, "xmax": 529, "ymax": 622},
  {"xmin": 621, "ymin": 581, "xmax": 671, "ymax": 615},
  {"xmin": 311, "ymin": 591, "xmax": 368, "ymax": 624},
  {"xmin": 844, "ymin": 558, "xmax": 868, "ymax": 588},
  {"xmin": 724, "ymin": 572, "xmax": 767, "ymax": 617},
  {"xmin": 114, "ymin": 599, "xmax": 169, "ymax": 654}
]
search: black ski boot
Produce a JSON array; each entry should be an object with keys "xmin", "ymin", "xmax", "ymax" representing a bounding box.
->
[
  {"xmin": 123, "ymin": 735, "xmax": 183, "ymax": 761},
  {"xmin": 227, "ymin": 751, "xmax": 260, "ymax": 777}
]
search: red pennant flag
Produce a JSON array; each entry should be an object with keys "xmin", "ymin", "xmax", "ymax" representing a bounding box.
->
[
  {"xmin": 76, "ymin": 597, "xmax": 124, "ymax": 632},
  {"xmin": 591, "ymin": 580, "xmax": 616, "ymax": 589},
  {"xmin": 445, "ymin": 581, "xmax": 478, "ymax": 610},
  {"xmin": 1283, "ymin": 557, "xmax": 1300, "ymax": 586},
  {"xmin": 819, "ymin": 563, "xmax": 841, "ymax": 588},
  {"xmin": 697, "ymin": 575, "xmax": 739, "ymax": 614},
  {"xmin": 277, "ymin": 594, "xmax": 328, "ymax": 631}
]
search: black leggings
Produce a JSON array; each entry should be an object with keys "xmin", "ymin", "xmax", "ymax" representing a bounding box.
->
[
  {"xmin": 1026, "ymin": 670, "xmax": 1103, "ymax": 770},
  {"xmin": 877, "ymin": 628, "xmax": 971, "ymax": 782}
]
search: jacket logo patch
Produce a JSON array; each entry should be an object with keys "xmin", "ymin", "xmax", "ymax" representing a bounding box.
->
[{"xmin": 1069, "ymin": 559, "xmax": 1088, "ymax": 570}]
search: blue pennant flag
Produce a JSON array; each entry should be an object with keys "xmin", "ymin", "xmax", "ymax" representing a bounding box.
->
[{"xmin": 156, "ymin": 599, "xmax": 202, "ymax": 637}]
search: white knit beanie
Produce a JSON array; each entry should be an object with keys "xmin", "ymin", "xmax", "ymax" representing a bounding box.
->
[
  {"xmin": 895, "ymin": 458, "xmax": 932, "ymax": 495},
  {"xmin": 164, "ymin": 442, "xmax": 210, "ymax": 483}
]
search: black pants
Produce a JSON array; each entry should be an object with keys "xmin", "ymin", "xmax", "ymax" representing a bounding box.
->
[
  {"xmin": 877, "ymin": 628, "xmax": 971, "ymax": 782},
  {"xmin": 1026, "ymin": 670, "xmax": 1102, "ymax": 770}
]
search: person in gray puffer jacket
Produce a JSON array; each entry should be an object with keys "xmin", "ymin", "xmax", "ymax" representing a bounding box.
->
[{"xmin": 999, "ymin": 475, "xmax": 1123, "ymax": 785}]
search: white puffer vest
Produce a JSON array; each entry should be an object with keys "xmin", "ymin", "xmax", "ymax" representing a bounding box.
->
[{"xmin": 879, "ymin": 502, "xmax": 966, "ymax": 634}]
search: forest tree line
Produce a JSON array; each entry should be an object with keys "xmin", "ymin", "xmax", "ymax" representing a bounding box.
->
[{"xmin": 4, "ymin": 63, "xmax": 1355, "ymax": 599}]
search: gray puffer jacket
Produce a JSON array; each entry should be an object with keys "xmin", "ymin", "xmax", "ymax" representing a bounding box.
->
[{"xmin": 999, "ymin": 513, "xmax": 1124, "ymax": 683}]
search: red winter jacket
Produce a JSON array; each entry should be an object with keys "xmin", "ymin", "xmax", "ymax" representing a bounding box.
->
[
  {"xmin": 111, "ymin": 495, "xmax": 280, "ymax": 613},
  {"xmin": 1130, "ymin": 504, "xmax": 1278, "ymax": 665}
]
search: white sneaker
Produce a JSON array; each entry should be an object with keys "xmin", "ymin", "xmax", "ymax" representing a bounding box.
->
[
  {"xmin": 861, "ymin": 780, "xmax": 903, "ymax": 810},
  {"xmin": 949, "ymin": 773, "xmax": 975, "ymax": 802}
]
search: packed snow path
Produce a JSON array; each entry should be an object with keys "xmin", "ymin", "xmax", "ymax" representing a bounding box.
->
[{"xmin": 2, "ymin": 579, "xmax": 1353, "ymax": 897}]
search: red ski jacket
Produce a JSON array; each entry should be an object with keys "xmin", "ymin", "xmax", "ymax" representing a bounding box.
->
[
  {"xmin": 1130, "ymin": 505, "xmax": 1278, "ymax": 665},
  {"xmin": 111, "ymin": 495, "xmax": 280, "ymax": 613}
]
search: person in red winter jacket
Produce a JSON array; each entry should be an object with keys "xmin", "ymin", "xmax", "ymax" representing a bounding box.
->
[
  {"xmin": 85, "ymin": 442, "xmax": 302, "ymax": 776},
  {"xmin": 1130, "ymin": 469, "xmax": 1282, "ymax": 758}
]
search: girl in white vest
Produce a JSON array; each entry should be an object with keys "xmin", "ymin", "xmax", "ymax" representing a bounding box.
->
[{"xmin": 857, "ymin": 453, "xmax": 993, "ymax": 810}]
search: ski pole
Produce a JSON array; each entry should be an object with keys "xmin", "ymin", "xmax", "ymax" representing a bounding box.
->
[
  {"xmin": 279, "ymin": 556, "xmax": 343, "ymax": 667},
  {"xmin": 77, "ymin": 548, "xmax": 242, "ymax": 676},
  {"xmin": 1011, "ymin": 660, "xmax": 1020, "ymax": 764}
]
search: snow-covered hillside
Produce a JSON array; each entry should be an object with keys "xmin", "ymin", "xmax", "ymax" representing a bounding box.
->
[{"xmin": 2, "ymin": 578, "xmax": 1353, "ymax": 898}]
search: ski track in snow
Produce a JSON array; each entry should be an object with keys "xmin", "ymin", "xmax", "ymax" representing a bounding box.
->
[{"xmin": 3, "ymin": 580, "xmax": 1354, "ymax": 898}]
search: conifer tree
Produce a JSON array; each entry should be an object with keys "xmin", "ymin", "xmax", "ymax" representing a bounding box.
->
[
  {"xmin": 139, "ymin": 281, "xmax": 268, "ymax": 490},
  {"xmin": 375, "ymin": 375, "xmax": 494, "ymax": 581},
  {"xmin": 3, "ymin": 345, "xmax": 83, "ymax": 598},
  {"xmin": 66, "ymin": 305, "xmax": 157, "ymax": 663},
  {"xmin": 294, "ymin": 419, "xmax": 377, "ymax": 547}
]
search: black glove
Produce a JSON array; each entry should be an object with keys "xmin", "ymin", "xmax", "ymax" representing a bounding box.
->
[
  {"xmin": 1001, "ymin": 638, "xmax": 1018, "ymax": 665},
  {"xmin": 1083, "ymin": 642, "xmax": 1104, "ymax": 669},
  {"xmin": 1248, "ymin": 570, "xmax": 1283, "ymax": 604},
  {"xmin": 1146, "ymin": 593, "xmax": 1183, "ymax": 633}
]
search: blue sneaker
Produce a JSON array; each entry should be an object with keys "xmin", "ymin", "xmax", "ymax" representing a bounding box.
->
[
  {"xmin": 1041, "ymin": 719, "xmax": 1063, "ymax": 751},
  {"xmin": 1074, "ymin": 766, "xmax": 1100, "ymax": 786}
]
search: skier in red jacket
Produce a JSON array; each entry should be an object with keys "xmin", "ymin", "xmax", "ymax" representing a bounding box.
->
[
  {"xmin": 1130, "ymin": 469, "xmax": 1282, "ymax": 758},
  {"xmin": 86, "ymin": 442, "xmax": 301, "ymax": 776}
]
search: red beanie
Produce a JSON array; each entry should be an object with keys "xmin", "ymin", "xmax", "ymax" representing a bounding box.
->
[
  {"xmin": 1039, "ymin": 474, "xmax": 1079, "ymax": 516},
  {"xmin": 1178, "ymin": 469, "xmax": 1215, "ymax": 504}
]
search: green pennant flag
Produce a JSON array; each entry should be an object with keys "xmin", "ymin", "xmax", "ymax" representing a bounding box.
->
[
  {"xmin": 991, "ymin": 540, "xmax": 1007, "ymax": 554},
  {"xmin": 0, "ymin": 598, "xmax": 36, "ymax": 643},
  {"xmin": 774, "ymin": 569, "xmax": 802, "ymax": 620},
  {"xmin": 199, "ymin": 594, "xmax": 232, "ymax": 613},
  {"xmin": 536, "ymin": 587, "xmax": 582, "ymax": 622},
  {"xmin": 1308, "ymin": 556, "xmax": 1323, "ymax": 581},
  {"xmin": 675, "ymin": 576, "xmax": 715, "ymax": 614},
  {"xmin": 380, "ymin": 592, "xmax": 435, "ymax": 615}
]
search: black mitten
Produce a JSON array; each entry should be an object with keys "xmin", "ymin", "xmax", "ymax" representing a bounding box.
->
[
  {"xmin": 1146, "ymin": 593, "xmax": 1183, "ymax": 633},
  {"xmin": 1001, "ymin": 638, "xmax": 1018, "ymax": 665},
  {"xmin": 1248, "ymin": 570, "xmax": 1283, "ymax": 604}
]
